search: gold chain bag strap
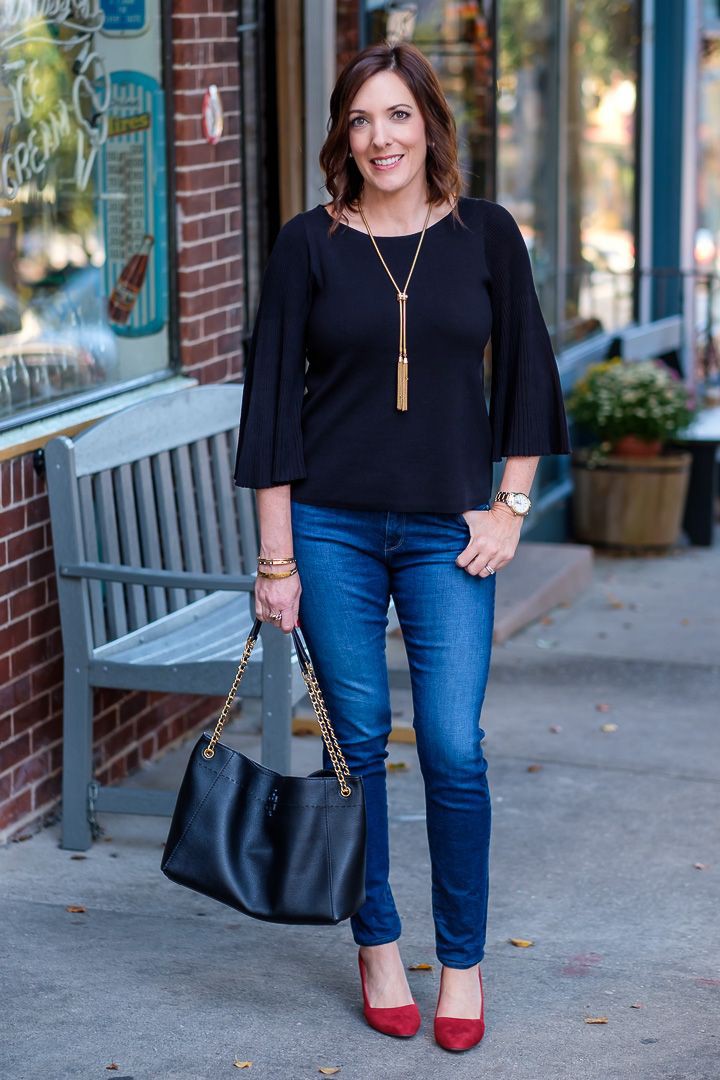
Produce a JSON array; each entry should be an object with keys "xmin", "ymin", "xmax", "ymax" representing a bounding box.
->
[{"xmin": 202, "ymin": 617, "xmax": 352, "ymax": 797}]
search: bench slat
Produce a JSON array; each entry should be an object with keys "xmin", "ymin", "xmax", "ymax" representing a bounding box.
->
[
  {"xmin": 114, "ymin": 463, "xmax": 149, "ymax": 629},
  {"xmin": 210, "ymin": 431, "xmax": 241, "ymax": 574},
  {"xmin": 133, "ymin": 457, "xmax": 169, "ymax": 623},
  {"xmin": 172, "ymin": 444, "xmax": 206, "ymax": 604},
  {"xmin": 95, "ymin": 469, "xmax": 129, "ymax": 640},
  {"xmin": 191, "ymin": 438, "xmax": 224, "ymax": 574},
  {"xmin": 151, "ymin": 450, "xmax": 187, "ymax": 611},
  {"xmin": 78, "ymin": 475, "xmax": 107, "ymax": 646}
]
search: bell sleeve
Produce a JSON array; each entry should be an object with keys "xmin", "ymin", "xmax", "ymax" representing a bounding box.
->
[
  {"xmin": 233, "ymin": 213, "xmax": 312, "ymax": 489},
  {"xmin": 484, "ymin": 201, "xmax": 571, "ymax": 461}
]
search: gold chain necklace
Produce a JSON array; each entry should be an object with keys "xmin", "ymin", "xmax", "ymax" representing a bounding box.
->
[{"xmin": 357, "ymin": 200, "xmax": 434, "ymax": 411}]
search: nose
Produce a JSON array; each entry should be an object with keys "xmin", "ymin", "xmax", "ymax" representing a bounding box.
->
[{"xmin": 371, "ymin": 121, "xmax": 392, "ymax": 148}]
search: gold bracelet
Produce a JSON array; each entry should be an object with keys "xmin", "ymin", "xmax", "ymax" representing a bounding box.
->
[
  {"xmin": 256, "ymin": 567, "xmax": 298, "ymax": 579},
  {"xmin": 257, "ymin": 557, "xmax": 296, "ymax": 565}
]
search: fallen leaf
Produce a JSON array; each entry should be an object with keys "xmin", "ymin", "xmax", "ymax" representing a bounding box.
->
[
  {"xmin": 233, "ymin": 1062, "xmax": 252, "ymax": 1070},
  {"xmin": 387, "ymin": 762, "xmax": 408, "ymax": 771},
  {"xmin": 509, "ymin": 938, "xmax": 534, "ymax": 948},
  {"xmin": 527, "ymin": 763, "xmax": 543, "ymax": 773},
  {"xmin": 694, "ymin": 862, "xmax": 708, "ymax": 870},
  {"xmin": 105, "ymin": 1065, "xmax": 119, "ymax": 1072},
  {"xmin": 584, "ymin": 1016, "xmax": 608, "ymax": 1024},
  {"xmin": 630, "ymin": 1003, "xmax": 644, "ymax": 1009},
  {"xmin": 408, "ymin": 962, "xmax": 433, "ymax": 971},
  {"xmin": 595, "ymin": 703, "xmax": 611, "ymax": 713},
  {"xmin": 600, "ymin": 723, "xmax": 618, "ymax": 733},
  {"xmin": 608, "ymin": 598, "xmax": 624, "ymax": 609},
  {"xmin": 548, "ymin": 724, "xmax": 562, "ymax": 733},
  {"xmin": 540, "ymin": 616, "xmax": 554, "ymax": 625},
  {"xmin": 70, "ymin": 854, "xmax": 87, "ymax": 860},
  {"xmin": 66, "ymin": 905, "xmax": 86, "ymax": 913},
  {"xmin": 318, "ymin": 1069, "xmax": 341, "ymax": 1075},
  {"xmin": 680, "ymin": 618, "xmax": 690, "ymax": 626}
]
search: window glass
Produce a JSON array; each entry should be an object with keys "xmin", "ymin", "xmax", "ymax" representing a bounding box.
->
[
  {"xmin": 563, "ymin": 0, "xmax": 640, "ymax": 347},
  {"xmin": 697, "ymin": 19, "xmax": 720, "ymax": 389},
  {"xmin": 497, "ymin": 1, "xmax": 559, "ymax": 341},
  {"xmin": 362, "ymin": 1, "xmax": 495, "ymax": 198},
  {"xmin": 0, "ymin": 2, "xmax": 170, "ymax": 428}
]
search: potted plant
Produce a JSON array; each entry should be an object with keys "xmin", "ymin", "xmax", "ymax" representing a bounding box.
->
[{"xmin": 567, "ymin": 357, "xmax": 696, "ymax": 549}]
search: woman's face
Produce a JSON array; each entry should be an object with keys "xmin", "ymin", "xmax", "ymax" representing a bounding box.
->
[{"xmin": 347, "ymin": 70, "xmax": 428, "ymax": 198}]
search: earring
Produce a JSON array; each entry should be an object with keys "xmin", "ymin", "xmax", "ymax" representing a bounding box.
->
[{"xmin": 348, "ymin": 151, "xmax": 353, "ymax": 158}]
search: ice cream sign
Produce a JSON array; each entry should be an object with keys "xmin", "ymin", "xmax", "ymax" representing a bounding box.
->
[{"xmin": 0, "ymin": 0, "xmax": 111, "ymax": 199}]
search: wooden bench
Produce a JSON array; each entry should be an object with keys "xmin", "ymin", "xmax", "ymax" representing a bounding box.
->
[{"xmin": 46, "ymin": 384, "xmax": 400, "ymax": 850}]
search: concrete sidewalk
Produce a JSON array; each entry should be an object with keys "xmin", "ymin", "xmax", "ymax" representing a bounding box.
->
[{"xmin": 2, "ymin": 537, "xmax": 719, "ymax": 1080}]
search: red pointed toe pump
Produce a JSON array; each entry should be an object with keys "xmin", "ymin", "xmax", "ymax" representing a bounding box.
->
[
  {"xmin": 357, "ymin": 950, "xmax": 422, "ymax": 1038},
  {"xmin": 433, "ymin": 964, "xmax": 485, "ymax": 1052}
]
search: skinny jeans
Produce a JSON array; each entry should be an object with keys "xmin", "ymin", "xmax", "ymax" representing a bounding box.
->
[{"xmin": 290, "ymin": 499, "xmax": 496, "ymax": 968}]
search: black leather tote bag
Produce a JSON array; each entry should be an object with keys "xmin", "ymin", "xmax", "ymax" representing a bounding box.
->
[{"xmin": 161, "ymin": 618, "xmax": 366, "ymax": 925}]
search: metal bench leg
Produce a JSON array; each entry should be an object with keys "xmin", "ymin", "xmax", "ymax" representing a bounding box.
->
[
  {"xmin": 61, "ymin": 669, "xmax": 94, "ymax": 850},
  {"xmin": 259, "ymin": 623, "xmax": 293, "ymax": 774}
]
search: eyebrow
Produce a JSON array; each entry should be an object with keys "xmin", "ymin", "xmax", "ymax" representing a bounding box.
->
[{"xmin": 348, "ymin": 103, "xmax": 414, "ymax": 115}]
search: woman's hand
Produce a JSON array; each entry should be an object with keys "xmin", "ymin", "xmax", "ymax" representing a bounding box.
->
[
  {"xmin": 254, "ymin": 572, "xmax": 302, "ymax": 635},
  {"xmin": 455, "ymin": 503, "xmax": 524, "ymax": 578}
]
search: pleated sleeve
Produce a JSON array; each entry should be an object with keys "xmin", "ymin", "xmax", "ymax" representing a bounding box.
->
[
  {"xmin": 233, "ymin": 214, "xmax": 312, "ymax": 489},
  {"xmin": 484, "ymin": 202, "xmax": 571, "ymax": 461}
]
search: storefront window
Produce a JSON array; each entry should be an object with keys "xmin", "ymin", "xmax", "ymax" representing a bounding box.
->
[
  {"xmin": 563, "ymin": 0, "xmax": 639, "ymax": 348},
  {"xmin": 496, "ymin": 1, "xmax": 559, "ymax": 339},
  {"xmin": 697, "ymin": 15, "xmax": 720, "ymax": 390},
  {"xmin": 0, "ymin": 1, "xmax": 171, "ymax": 430},
  {"xmin": 362, "ymin": 1, "xmax": 495, "ymax": 198}
]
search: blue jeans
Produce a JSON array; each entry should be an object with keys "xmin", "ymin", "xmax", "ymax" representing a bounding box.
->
[{"xmin": 290, "ymin": 500, "xmax": 496, "ymax": 968}]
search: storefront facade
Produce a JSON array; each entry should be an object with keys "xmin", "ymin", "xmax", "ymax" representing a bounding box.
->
[{"xmin": 0, "ymin": 0, "xmax": 272, "ymax": 838}]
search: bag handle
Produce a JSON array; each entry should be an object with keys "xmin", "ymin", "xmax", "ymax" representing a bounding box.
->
[{"xmin": 202, "ymin": 618, "xmax": 352, "ymax": 798}]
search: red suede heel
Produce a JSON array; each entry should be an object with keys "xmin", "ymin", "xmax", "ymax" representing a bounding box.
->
[
  {"xmin": 357, "ymin": 951, "xmax": 421, "ymax": 1037},
  {"xmin": 433, "ymin": 965, "xmax": 485, "ymax": 1052}
]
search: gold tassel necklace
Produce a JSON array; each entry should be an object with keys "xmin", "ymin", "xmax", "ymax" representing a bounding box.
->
[{"xmin": 357, "ymin": 201, "xmax": 434, "ymax": 411}]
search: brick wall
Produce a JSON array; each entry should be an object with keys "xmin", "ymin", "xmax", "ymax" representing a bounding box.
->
[{"xmin": 0, "ymin": 2, "xmax": 245, "ymax": 843}]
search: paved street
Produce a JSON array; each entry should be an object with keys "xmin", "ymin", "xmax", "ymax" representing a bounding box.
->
[{"xmin": 1, "ymin": 537, "xmax": 719, "ymax": 1080}]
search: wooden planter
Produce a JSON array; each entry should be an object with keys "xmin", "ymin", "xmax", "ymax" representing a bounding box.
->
[{"xmin": 571, "ymin": 449, "xmax": 692, "ymax": 550}]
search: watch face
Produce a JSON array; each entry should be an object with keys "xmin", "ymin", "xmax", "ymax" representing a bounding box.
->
[{"xmin": 509, "ymin": 493, "xmax": 531, "ymax": 515}]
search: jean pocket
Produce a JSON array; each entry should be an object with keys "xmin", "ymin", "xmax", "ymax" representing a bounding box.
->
[{"xmin": 456, "ymin": 502, "xmax": 490, "ymax": 526}]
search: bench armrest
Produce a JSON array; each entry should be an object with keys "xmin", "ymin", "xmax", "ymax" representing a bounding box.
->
[{"xmin": 59, "ymin": 562, "xmax": 257, "ymax": 592}]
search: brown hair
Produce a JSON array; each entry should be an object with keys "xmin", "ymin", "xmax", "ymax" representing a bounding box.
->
[{"xmin": 319, "ymin": 41, "xmax": 463, "ymax": 235}]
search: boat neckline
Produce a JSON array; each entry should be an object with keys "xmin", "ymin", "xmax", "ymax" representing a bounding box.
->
[{"xmin": 318, "ymin": 200, "xmax": 459, "ymax": 239}]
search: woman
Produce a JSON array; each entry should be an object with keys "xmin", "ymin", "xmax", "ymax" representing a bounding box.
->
[{"xmin": 234, "ymin": 41, "xmax": 570, "ymax": 1052}]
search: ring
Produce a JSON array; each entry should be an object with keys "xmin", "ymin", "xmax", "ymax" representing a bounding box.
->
[
  {"xmin": 484, "ymin": 564, "xmax": 496, "ymax": 576},
  {"xmin": 269, "ymin": 611, "xmax": 282, "ymax": 620}
]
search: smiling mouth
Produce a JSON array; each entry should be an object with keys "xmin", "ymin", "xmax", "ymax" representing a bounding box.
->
[{"xmin": 370, "ymin": 154, "xmax": 403, "ymax": 169}]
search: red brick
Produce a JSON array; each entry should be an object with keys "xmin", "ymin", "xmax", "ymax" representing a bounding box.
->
[
  {"xmin": 26, "ymin": 496, "xmax": 50, "ymax": 527},
  {"xmin": 0, "ymin": 789, "xmax": 32, "ymax": 830},
  {"xmin": 30, "ymin": 712, "xmax": 62, "ymax": 752},
  {"xmin": 1, "ymin": 733, "xmax": 31, "ymax": 772},
  {"xmin": 0, "ymin": 561, "xmax": 29, "ymax": 597},
  {"xmin": 28, "ymin": 550, "xmax": 55, "ymax": 581},
  {"xmin": 12, "ymin": 751, "xmax": 50, "ymax": 795},
  {"xmin": 0, "ymin": 772, "xmax": 11, "ymax": 802},
  {"xmin": 174, "ymin": 41, "xmax": 213, "ymax": 66},
  {"xmin": 13, "ymin": 582, "xmax": 49, "ymax": 620},
  {"xmin": 0, "ymin": 505, "xmax": 26, "ymax": 536},
  {"xmin": 215, "ymin": 235, "xmax": 241, "ymax": 261},
  {"xmin": 13, "ymin": 693, "xmax": 51, "ymax": 734},
  {"xmin": 7, "ymin": 524, "xmax": 44, "ymax": 562},
  {"xmin": 171, "ymin": 13, "xmax": 198, "ymax": 39},
  {"xmin": 33, "ymin": 771, "xmax": 61, "ymax": 810},
  {"xmin": 177, "ymin": 239, "xmax": 215, "ymax": 267},
  {"xmin": 0, "ymin": 674, "xmax": 31, "ymax": 714},
  {"xmin": 180, "ymin": 338, "xmax": 217, "ymax": 366},
  {"xmin": 30, "ymin": 656, "xmax": 63, "ymax": 697},
  {"xmin": 1, "ymin": 616, "xmax": 30, "ymax": 652}
]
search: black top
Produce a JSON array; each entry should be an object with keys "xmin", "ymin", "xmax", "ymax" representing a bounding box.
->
[{"xmin": 233, "ymin": 196, "xmax": 571, "ymax": 513}]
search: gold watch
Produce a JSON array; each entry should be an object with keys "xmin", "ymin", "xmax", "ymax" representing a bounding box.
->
[{"xmin": 494, "ymin": 491, "xmax": 532, "ymax": 517}]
